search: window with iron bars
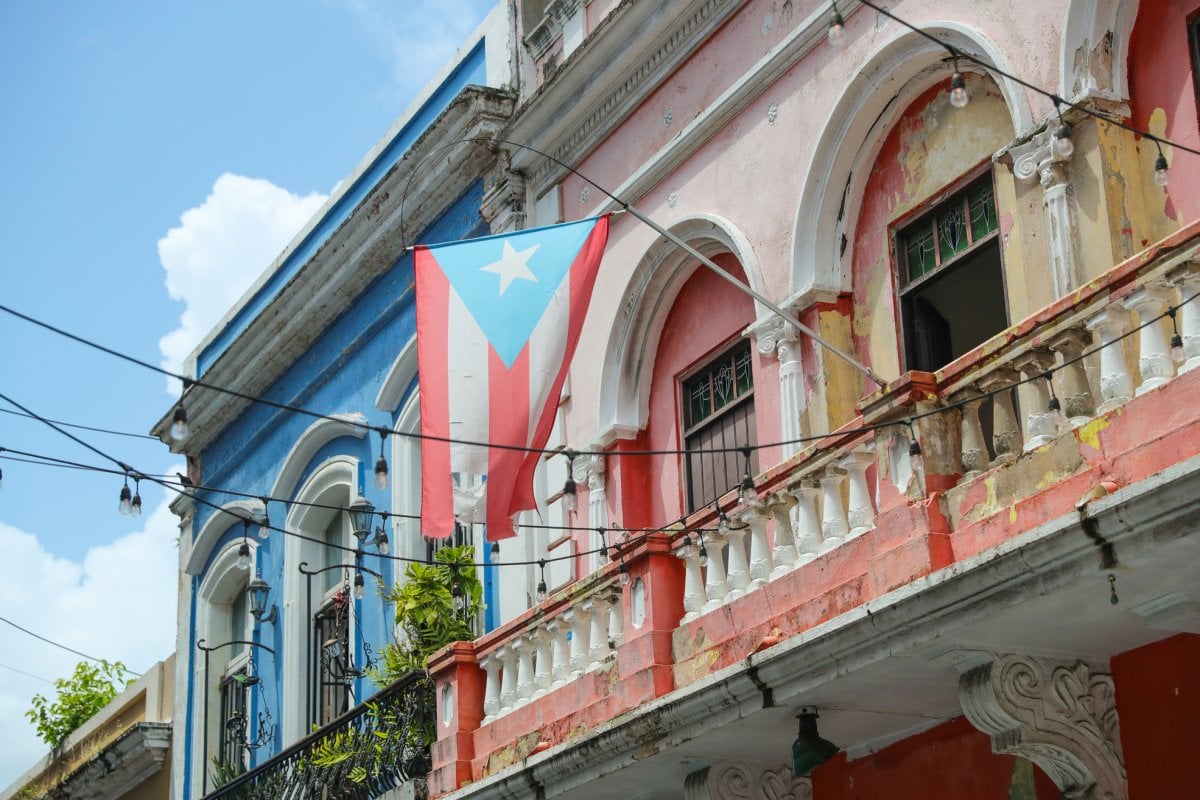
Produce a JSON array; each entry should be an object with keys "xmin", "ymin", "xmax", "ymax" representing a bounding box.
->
[{"xmin": 681, "ymin": 341, "xmax": 757, "ymax": 513}]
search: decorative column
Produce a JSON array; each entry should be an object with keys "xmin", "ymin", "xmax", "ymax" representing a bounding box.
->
[
  {"xmin": 701, "ymin": 532, "xmax": 730, "ymax": 613},
  {"xmin": 548, "ymin": 619, "xmax": 570, "ymax": 688},
  {"xmin": 586, "ymin": 598, "xmax": 609, "ymax": 669},
  {"xmin": 531, "ymin": 627, "xmax": 553, "ymax": 699},
  {"xmin": 1011, "ymin": 130, "xmax": 1083, "ymax": 298},
  {"xmin": 676, "ymin": 540, "xmax": 707, "ymax": 622},
  {"xmin": 977, "ymin": 368, "xmax": 1023, "ymax": 465},
  {"xmin": 839, "ymin": 446, "xmax": 875, "ymax": 538},
  {"xmin": 497, "ymin": 644, "xmax": 518, "ymax": 715},
  {"xmin": 565, "ymin": 606, "xmax": 591, "ymax": 677},
  {"xmin": 514, "ymin": 634, "xmax": 536, "ymax": 703},
  {"xmin": 1123, "ymin": 285, "xmax": 1176, "ymax": 394},
  {"xmin": 723, "ymin": 521, "xmax": 752, "ymax": 599},
  {"xmin": 1169, "ymin": 260, "xmax": 1200, "ymax": 373},
  {"xmin": 747, "ymin": 317, "xmax": 806, "ymax": 457},
  {"xmin": 575, "ymin": 454, "xmax": 608, "ymax": 574},
  {"xmin": 1013, "ymin": 347, "xmax": 1059, "ymax": 450},
  {"xmin": 819, "ymin": 466, "xmax": 849, "ymax": 548},
  {"xmin": 1086, "ymin": 307, "xmax": 1134, "ymax": 413},
  {"xmin": 767, "ymin": 492, "xmax": 798, "ymax": 579},
  {"xmin": 480, "ymin": 652, "xmax": 502, "ymax": 722},
  {"xmin": 953, "ymin": 390, "xmax": 989, "ymax": 478},
  {"xmin": 683, "ymin": 759, "xmax": 813, "ymax": 800},
  {"xmin": 959, "ymin": 652, "xmax": 1127, "ymax": 800},
  {"xmin": 789, "ymin": 480, "xmax": 824, "ymax": 559},
  {"xmin": 1047, "ymin": 327, "xmax": 1096, "ymax": 428},
  {"xmin": 741, "ymin": 501, "xmax": 774, "ymax": 591}
]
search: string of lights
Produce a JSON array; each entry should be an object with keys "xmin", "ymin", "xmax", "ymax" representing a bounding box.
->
[
  {"xmin": 0, "ymin": 614, "xmax": 143, "ymax": 677},
  {"xmin": 0, "ymin": 405, "xmax": 160, "ymax": 441}
]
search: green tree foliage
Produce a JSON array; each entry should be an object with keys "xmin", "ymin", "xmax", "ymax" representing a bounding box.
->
[{"xmin": 26, "ymin": 660, "xmax": 129, "ymax": 748}]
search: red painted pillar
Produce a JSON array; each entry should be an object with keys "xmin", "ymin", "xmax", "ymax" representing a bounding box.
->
[
  {"xmin": 428, "ymin": 641, "xmax": 484, "ymax": 797},
  {"xmin": 616, "ymin": 532, "xmax": 684, "ymax": 701}
]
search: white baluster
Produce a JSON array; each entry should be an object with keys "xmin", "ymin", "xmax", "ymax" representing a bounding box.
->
[
  {"xmin": 768, "ymin": 492, "xmax": 799, "ymax": 579},
  {"xmin": 566, "ymin": 607, "xmax": 591, "ymax": 677},
  {"xmin": 481, "ymin": 651, "xmax": 501, "ymax": 722},
  {"xmin": 700, "ymin": 532, "xmax": 729, "ymax": 613},
  {"xmin": 676, "ymin": 540, "xmax": 707, "ymax": 622},
  {"xmin": 977, "ymin": 368, "xmax": 1022, "ymax": 464},
  {"xmin": 1124, "ymin": 285, "xmax": 1176, "ymax": 394},
  {"xmin": 819, "ymin": 467, "xmax": 849, "ymax": 548},
  {"xmin": 1086, "ymin": 307, "xmax": 1134, "ymax": 413},
  {"xmin": 724, "ymin": 523, "xmax": 751, "ymax": 600},
  {"xmin": 840, "ymin": 447, "xmax": 876, "ymax": 538},
  {"xmin": 956, "ymin": 391, "xmax": 989, "ymax": 477},
  {"xmin": 789, "ymin": 480, "xmax": 823, "ymax": 560},
  {"xmin": 515, "ymin": 634, "xmax": 535, "ymax": 703},
  {"xmin": 606, "ymin": 587, "xmax": 624, "ymax": 647},
  {"xmin": 548, "ymin": 619, "xmax": 570, "ymax": 688},
  {"xmin": 1172, "ymin": 262, "xmax": 1200, "ymax": 373},
  {"xmin": 741, "ymin": 502, "xmax": 774, "ymax": 591},
  {"xmin": 586, "ymin": 598, "xmax": 608, "ymax": 669},
  {"xmin": 498, "ymin": 644, "xmax": 517, "ymax": 715},
  {"xmin": 1047, "ymin": 328, "xmax": 1096, "ymax": 428},
  {"xmin": 532, "ymin": 627, "xmax": 553, "ymax": 699},
  {"xmin": 1014, "ymin": 348, "xmax": 1059, "ymax": 450}
]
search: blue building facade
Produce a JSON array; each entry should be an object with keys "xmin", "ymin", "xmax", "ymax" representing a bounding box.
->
[{"xmin": 155, "ymin": 9, "xmax": 523, "ymax": 798}]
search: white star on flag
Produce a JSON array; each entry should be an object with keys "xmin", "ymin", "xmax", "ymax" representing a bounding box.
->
[{"xmin": 479, "ymin": 240, "xmax": 540, "ymax": 295}]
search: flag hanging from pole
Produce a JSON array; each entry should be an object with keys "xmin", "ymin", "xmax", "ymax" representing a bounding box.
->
[{"xmin": 415, "ymin": 214, "xmax": 610, "ymax": 540}]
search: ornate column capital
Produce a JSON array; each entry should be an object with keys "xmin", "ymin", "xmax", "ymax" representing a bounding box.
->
[
  {"xmin": 683, "ymin": 759, "xmax": 812, "ymax": 800},
  {"xmin": 744, "ymin": 315, "xmax": 799, "ymax": 358},
  {"xmin": 959, "ymin": 652, "xmax": 1127, "ymax": 800},
  {"xmin": 572, "ymin": 452, "xmax": 606, "ymax": 488},
  {"xmin": 1010, "ymin": 130, "xmax": 1071, "ymax": 187}
]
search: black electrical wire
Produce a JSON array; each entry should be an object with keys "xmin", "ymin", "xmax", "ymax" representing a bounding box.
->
[
  {"xmin": 0, "ymin": 614, "xmax": 143, "ymax": 677},
  {"xmin": 0, "ymin": 405, "xmax": 160, "ymax": 441}
]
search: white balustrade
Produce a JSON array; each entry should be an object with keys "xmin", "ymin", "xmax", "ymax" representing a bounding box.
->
[
  {"xmin": 566, "ymin": 607, "xmax": 591, "ymax": 677},
  {"xmin": 532, "ymin": 628, "xmax": 553, "ymax": 699},
  {"xmin": 957, "ymin": 391, "xmax": 989, "ymax": 478},
  {"xmin": 977, "ymin": 368, "xmax": 1022, "ymax": 464},
  {"xmin": 723, "ymin": 523, "xmax": 751, "ymax": 600},
  {"xmin": 586, "ymin": 598, "xmax": 608, "ymax": 669},
  {"xmin": 515, "ymin": 634, "xmax": 535, "ymax": 701},
  {"xmin": 790, "ymin": 480, "xmax": 823, "ymax": 559},
  {"xmin": 1047, "ymin": 328, "xmax": 1096, "ymax": 428},
  {"xmin": 498, "ymin": 645, "xmax": 518, "ymax": 715},
  {"xmin": 1172, "ymin": 262, "xmax": 1200, "ymax": 373},
  {"xmin": 701, "ymin": 532, "xmax": 729, "ymax": 613},
  {"xmin": 606, "ymin": 588, "xmax": 625, "ymax": 646},
  {"xmin": 550, "ymin": 619, "xmax": 570, "ymax": 688},
  {"xmin": 676, "ymin": 541, "xmax": 706, "ymax": 622},
  {"xmin": 1014, "ymin": 348, "xmax": 1059, "ymax": 450}
]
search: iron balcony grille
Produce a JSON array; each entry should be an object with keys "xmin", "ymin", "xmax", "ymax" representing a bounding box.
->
[{"xmin": 202, "ymin": 669, "xmax": 435, "ymax": 800}]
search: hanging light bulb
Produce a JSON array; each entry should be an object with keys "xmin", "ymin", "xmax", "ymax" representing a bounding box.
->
[
  {"xmin": 536, "ymin": 559, "xmax": 548, "ymax": 603},
  {"xmin": 1154, "ymin": 146, "xmax": 1170, "ymax": 187},
  {"xmin": 376, "ymin": 526, "xmax": 390, "ymax": 556},
  {"xmin": 562, "ymin": 449, "xmax": 578, "ymax": 514},
  {"xmin": 696, "ymin": 532, "xmax": 709, "ymax": 567},
  {"xmin": 908, "ymin": 437, "xmax": 924, "ymax": 476},
  {"xmin": 1044, "ymin": 373, "xmax": 1063, "ymax": 431},
  {"xmin": 374, "ymin": 431, "xmax": 389, "ymax": 490},
  {"xmin": 0, "ymin": 466, "xmax": 4, "ymax": 490},
  {"xmin": 618, "ymin": 560, "xmax": 630, "ymax": 586},
  {"xmin": 1055, "ymin": 122, "xmax": 1074, "ymax": 158},
  {"xmin": 118, "ymin": 476, "xmax": 133, "ymax": 516},
  {"xmin": 827, "ymin": 2, "xmax": 845, "ymax": 43},
  {"xmin": 130, "ymin": 478, "xmax": 143, "ymax": 518},
  {"xmin": 353, "ymin": 571, "xmax": 366, "ymax": 600},
  {"xmin": 949, "ymin": 60, "xmax": 970, "ymax": 108},
  {"xmin": 490, "ymin": 541, "xmax": 500, "ymax": 557},
  {"xmin": 258, "ymin": 501, "xmax": 271, "ymax": 540},
  {"xmin": 738, "ymin": 447, "xmax": 758, "ymax": 504},
  {"xmin": 451, "ymin": 580, "xmax": 466, "ymax": 612},
  {"xmin": 1168, "ymin": 307, "xmax": 1185, "ymax": 364},
  {"xmin": 171, "ymin": 402, "xmax": 189, "ymax": 443},
  {"xmin": 236, "ymin": 541, "xmax": 252, "ymax": 572}
]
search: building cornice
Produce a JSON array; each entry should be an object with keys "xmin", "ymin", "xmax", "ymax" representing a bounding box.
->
[{"xmin": 151, "ymin": 88, "xmax": 516, "ymax": 454}]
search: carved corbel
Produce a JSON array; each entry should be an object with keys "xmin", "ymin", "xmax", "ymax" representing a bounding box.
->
[
  {"xmin": 958, "ymin": 652, "xmax": 1127, "ymax": 800},
  {"xmin": 683, "ymin": 759, "xmax": 812, "ymax": 800}
]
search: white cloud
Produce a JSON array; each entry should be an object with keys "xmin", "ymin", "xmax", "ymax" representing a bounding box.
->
[
  {"xmin": 341, "ymin": 0, "xmax": 494, "ymax": 92},
  {"xmin": 158, "ymin": 173, "xmax": 327, "ymax": 391},
  {"xmin": 0, "ymin": 499, "xmax": 179, "ymax": 792}
]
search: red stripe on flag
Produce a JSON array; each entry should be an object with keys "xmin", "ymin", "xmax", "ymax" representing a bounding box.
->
[
  {"xmin": 415, "ymin": 247, "xmax": 455, "ymax": 538},
  {"xmin": 506, "ymin": 215, "xmax": 610, "ymax": 524},
  {"xmin": 485, "ymin": 343, "xmax": 530, "ymax": 539}
]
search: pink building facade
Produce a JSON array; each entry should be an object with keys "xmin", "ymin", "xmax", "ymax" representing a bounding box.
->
[{"xmin": 426, "ymin": 1, "xmax": 1200, "ymax": 799}]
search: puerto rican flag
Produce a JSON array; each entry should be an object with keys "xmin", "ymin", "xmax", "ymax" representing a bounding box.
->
[{"xmin": 415, "ymin": 215, "xmax": 610, "ymax": 540}]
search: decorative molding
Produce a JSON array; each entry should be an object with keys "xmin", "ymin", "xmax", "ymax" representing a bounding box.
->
[
  {"xmin": 683, "ymin": 759, "xmax": 812, "ymax": 800},
  {"xmin": 525, "ymin": 0, "xmax": 582, "ymax": 59},
  {"xmin": 959, "ymin": 652, "xmax": 1127, "ymax": 800}
]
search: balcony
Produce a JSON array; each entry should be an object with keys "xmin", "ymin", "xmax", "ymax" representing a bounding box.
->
[
  {"xmin": 428, "ymin": 222, "xmax": 1200, "ymax": 798},
  {"xmin": 203, "ymin": 671, "xmax": 434, "ymax": 800}
]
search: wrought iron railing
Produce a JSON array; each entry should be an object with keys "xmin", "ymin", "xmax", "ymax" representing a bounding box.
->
[{"xmin": 203, "ymin": 670, "xmax": 435, "ymax": 800}]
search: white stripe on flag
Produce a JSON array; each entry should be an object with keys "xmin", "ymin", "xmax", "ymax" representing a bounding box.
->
[{"xmin": 446, "ymin": 285, "xmax": 491, "ymax": 476}]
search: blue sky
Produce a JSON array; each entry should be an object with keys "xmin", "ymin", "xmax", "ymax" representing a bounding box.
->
[{"xmin": 0, "ymin": 0, "xmax": 493, "ymax": 786}]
